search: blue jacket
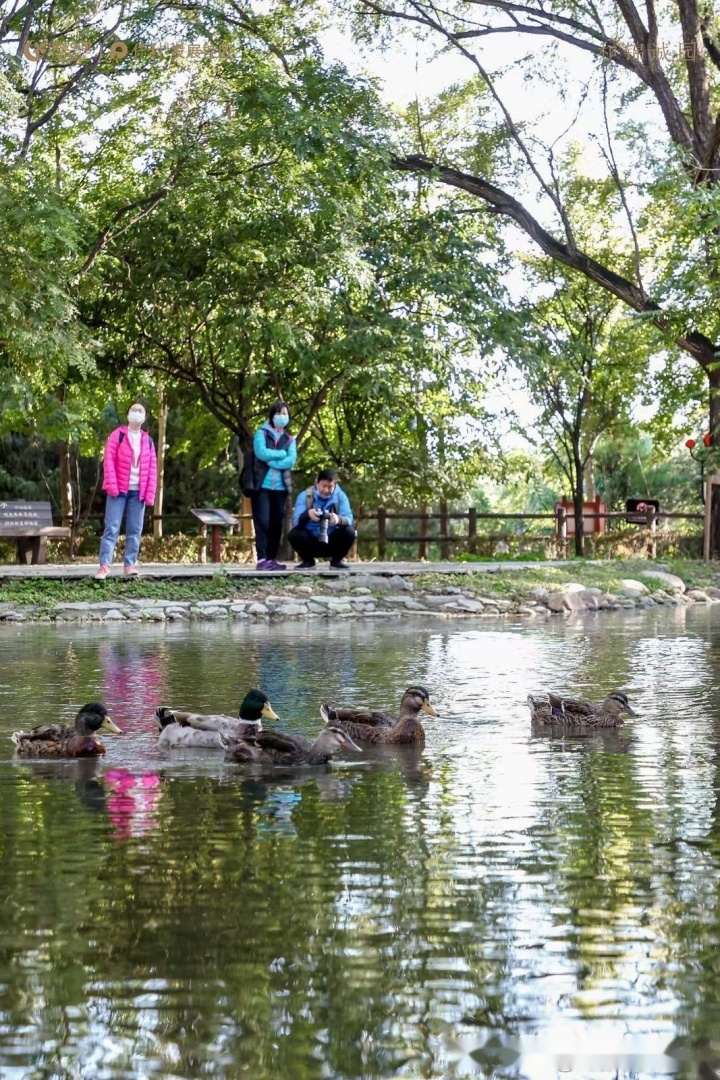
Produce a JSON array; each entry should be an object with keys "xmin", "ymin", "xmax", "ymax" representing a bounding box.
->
[
  {"xmin": 292, "ymin": 483, "xmax": 354, "ymax": 536},
  {"xmin": 253, "ymin": 423, "xmax": 297, "ymax": 492}
]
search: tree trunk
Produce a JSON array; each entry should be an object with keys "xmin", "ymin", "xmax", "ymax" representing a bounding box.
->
[
  {"xmin": 153, "ymin": 390, "xmax": 168, "ymax": 539},
  {"xmin": 59, "ymin": 440, "xmax": 73, "ymax": 532},
  {"xmin": 573, "ymin": 449, "xmax": 585, "ymax": 558},
  {"xmin": 707, "ymin": 366, "xmax": 720, "ymax": 560}
]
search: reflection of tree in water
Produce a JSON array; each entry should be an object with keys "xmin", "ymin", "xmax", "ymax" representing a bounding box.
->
[
  {"xmin": 525, "ymin": 734, "xmax": 656, "ymax": 1004},
  {"xmin": 641, "ymin": 615, "xmax": 720, "ymax": 1070},
  {"xmin": 10, "ymin": 615, "xmax": 720, "ymax": 1073},
  {"xmin": 0, "ymin": 754, "xmax": 522, "ymax": 1078}
]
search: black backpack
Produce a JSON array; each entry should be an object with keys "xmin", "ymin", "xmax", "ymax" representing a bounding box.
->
[
  {"xmin": 240, "ymin": 448, "xmax": 257, "ymax": 497},
  {"xmin": 240, "ymin": 431, "xmax": 293, "ymax": 496}
]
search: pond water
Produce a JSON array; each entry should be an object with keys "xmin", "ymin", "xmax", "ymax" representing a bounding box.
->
[{"xmin": 1, "ymin": 608, "xmax": 720, "ymax": 1079}]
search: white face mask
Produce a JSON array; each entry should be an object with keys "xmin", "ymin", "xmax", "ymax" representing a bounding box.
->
[{"xmin": 128, "ymin": 410, "xmax": 145, "ymax": 425}]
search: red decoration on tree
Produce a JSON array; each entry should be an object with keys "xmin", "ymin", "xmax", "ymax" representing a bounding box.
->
[
  {"xmin": 704, "ymin": 433, "xmax": 713, "ymax": 447},
  {"xmin": 686, "ymin": 438, "xmax": 696, "ymax": 449}
]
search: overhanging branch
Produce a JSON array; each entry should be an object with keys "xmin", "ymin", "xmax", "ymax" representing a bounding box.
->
[{"xmin": 392, "ymin": 153, "xmax": 720, "ymax": 367}]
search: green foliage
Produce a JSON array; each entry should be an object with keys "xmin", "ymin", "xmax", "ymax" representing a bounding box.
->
[
  {"xmin": 0, "ymin": 167, "xmax": 91, "ymax": 386},
  {"xmin": 0, "ymin": 0, "xmax": 512, "ymax": 509},
  {"xmin": 594, "ymin": 435, "xmax": 704, "ymax": 513}
]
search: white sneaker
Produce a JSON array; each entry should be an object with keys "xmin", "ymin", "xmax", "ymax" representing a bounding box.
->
[{"xmin": 95, "ymin": 564, "xmax": 110, "ymax": 580}]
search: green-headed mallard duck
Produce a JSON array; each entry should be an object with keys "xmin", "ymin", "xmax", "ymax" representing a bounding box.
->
[
  {"xmin": 12, "ymin": 703, "xmax": 122, "ymax": 758},
  {"xmin": 222, "ymin": 725, "xmax": 361, "ymax": 767},
  {"xmin": 156, "ymin": 689, "xmax": 279, "ymax": 749},
  {"xmin": 320, "ymin": 686, "xmax": 436, "ymax": 745},
  {"xmin": 527, "ymin": 691, "xmax": 638, "ymax": 728}
]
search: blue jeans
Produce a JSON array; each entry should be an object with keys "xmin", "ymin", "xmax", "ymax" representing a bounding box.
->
[{"xmin": 99, "ymin": 491, "xmax": 146, "ymax": 566}]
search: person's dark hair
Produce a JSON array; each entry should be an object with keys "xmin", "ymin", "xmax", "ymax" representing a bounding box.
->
[
  {"xmin": 269, "ymin": 400, "xmax": 290, "ymax": 425},
  {"xmin": 317, "ymin": 468, "xmax": 336, "ymax": 483}
]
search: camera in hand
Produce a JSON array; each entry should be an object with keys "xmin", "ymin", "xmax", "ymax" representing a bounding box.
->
[{"xmin": 317, "ymin": 510, "xmax": 332, "ymax": 545}]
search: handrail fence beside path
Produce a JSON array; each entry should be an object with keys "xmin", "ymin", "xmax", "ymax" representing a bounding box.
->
[
  {"xmin": 359, "ymin": 506, "xmax": 703, "ymax": 560},
  {"xmin": 43, "ymin": 504, "xmax": 706, "ymax": 562}
]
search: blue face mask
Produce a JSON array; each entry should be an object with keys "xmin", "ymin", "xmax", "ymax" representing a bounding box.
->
[{"xmin": 274, "ymin": 414, "xmax": 289, "ymax": 428}]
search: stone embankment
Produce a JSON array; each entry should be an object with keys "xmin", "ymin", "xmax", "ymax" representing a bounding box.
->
[{"xmin": 0, "ymin": 569, "xmax": 717, "ymax": 623}]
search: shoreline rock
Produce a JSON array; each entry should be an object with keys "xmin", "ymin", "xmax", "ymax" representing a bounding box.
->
[{"xmin": 0, "ymin": 573, "xmax": 717, "ymax": 624}]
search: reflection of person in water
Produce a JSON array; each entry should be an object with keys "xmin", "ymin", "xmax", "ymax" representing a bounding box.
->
[
  {"xmin": 97, "ymin": 641, "xmax": 169, "ymax": 735},
  {"xmin": 29, "ymin": 760, "xmax": 164, "ymax": 839},
  {"xmin": 105, "ymin": 769, "xmax": 162, "ymax": 840}
]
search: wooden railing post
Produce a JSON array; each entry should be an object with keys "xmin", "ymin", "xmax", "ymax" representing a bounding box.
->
[
  {"xmin": 378, "ymin": 506, "xmax": 387, "ymax": 561},
  {"xmin": 351, "ymin": 504, "xmax": 361, "ymax": 562},
  {"xmin": 468, "ymin": 507, "xmax": 477, "ymax": 556},
  {"xmin": 646, "ymin": 503, "xmax": 657, "ymax": 559},
  {"xmin": 418, "ymin": 503, "xmax": 428, "ymax": 561},
  {"xmin": 555, "ymin": 505, "xmax": 567, "ymax": 558},
  {"xmin": 439, "ymin": 500, "xmax": 449, "ymax": 560}
]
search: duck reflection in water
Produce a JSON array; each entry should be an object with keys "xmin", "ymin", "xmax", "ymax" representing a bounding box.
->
[
  {"xmin": 530, "ymin": 723, "xmax": 634, "ymax": 754},
  {"xmin": 25, "ymin": 758, "xmax": 108, "ymax": 811},
  {"xmin": 225, "ymin": 768, "xmax": 362, "ymax": 841},
  {"xmin": 232, "ymin": 768, "xmax": 360, "ymax": 805},
  {"xmin": 16, "ymin": 759, "xmax": 163, "ymax": 836},
  {"xmin": 355, "ymin": 745, "xmax": 431, "ymax": 798}
]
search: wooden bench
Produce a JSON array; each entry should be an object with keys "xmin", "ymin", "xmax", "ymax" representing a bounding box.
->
[{"xmin": 0, "ymin": 501, "xmax": 72, "ymax": 564}]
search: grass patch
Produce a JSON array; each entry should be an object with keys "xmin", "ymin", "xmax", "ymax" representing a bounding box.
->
[{"xmin": 0, "ymin": 574, "xmax": 263, "ymax": 608}]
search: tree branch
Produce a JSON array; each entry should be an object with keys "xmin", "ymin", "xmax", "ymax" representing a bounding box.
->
[
  {"xmin": 392, "ymin": 153, "xmax": 720, "ymax": 368},
  {"xmin": 73, "ymin": 180, "xmax": 179, "ymax": 282},
  {"xmin": 598, "ymin": 69, "xmax": 644, "ymax": 290},
  {"xmin": 676, "ymin": 0, "xmax": 712, "ymax": 145},
  {"xmin": 359, "ymin": 0, "xmax": 698, "ymax": 158}
]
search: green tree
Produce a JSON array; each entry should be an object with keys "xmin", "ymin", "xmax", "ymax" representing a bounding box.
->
[
  {"xmin": 514, "ymin": 277, "xmax": 650, "ymax": 554},
  {"xmin": 81, "ymin": 47, "xmax": 507, "ymax": 500}
]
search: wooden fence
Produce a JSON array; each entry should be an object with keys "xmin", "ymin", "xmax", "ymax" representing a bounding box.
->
[
  {"xmin": 356, "ymin": 505, "xmax": 704, "ymax": 560},
  {"xmin": 50, "ymin": 505, "xmax": 705, "ymax": 562}
]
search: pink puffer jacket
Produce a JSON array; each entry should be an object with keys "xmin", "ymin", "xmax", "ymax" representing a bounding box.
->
[{"xmin": 102, "ymin": 426, "xmax": 158, "ymax": 505}]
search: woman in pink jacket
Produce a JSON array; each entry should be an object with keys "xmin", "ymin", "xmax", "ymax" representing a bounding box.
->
[{"xmin": 96, "ymin": 403, "xmax": 158, "ymax": 580}]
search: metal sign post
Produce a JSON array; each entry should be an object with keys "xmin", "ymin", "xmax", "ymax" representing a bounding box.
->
[{"xmin": 190, "ymin": 508, "xmax": 239, "ymax": 563}]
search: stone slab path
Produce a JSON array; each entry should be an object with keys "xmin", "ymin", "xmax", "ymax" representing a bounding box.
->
[{"xmin": 0, "ymin": 560, "xmax": 569, "ymax": 580}]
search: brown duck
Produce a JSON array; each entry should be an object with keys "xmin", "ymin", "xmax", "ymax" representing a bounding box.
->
[
  {"xmin": 527, "ymin": 691, "xmax": 638, "ymax": 728},
  {"xmin": 222, "ymin": 725, "xmax": 361, "ymax": 767},
  {"xmin": 320, "ymin": 686, "xmax": 436, "ymax": 745},
  {"xmin": 12, "ymin": 703, "xmax": 122, "ymax": 758}
]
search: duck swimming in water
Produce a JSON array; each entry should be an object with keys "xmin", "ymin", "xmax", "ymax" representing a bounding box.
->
[
  {"xmin": 527, "ymin": 691, "xmax": 638, "ymax": 728},
  {"xmin": 156, "ymin": 689, "xmax": 279, "ymax": 749},
  {"xmin": 320, "ymin": 686, "xmax": 436, "ymax": 745},
  {"xmin": 222, "ymin": 725, "xmax": 361, "ymax": 767},
  {"xmin": 12, "ymin": 703, "xmax": 121, "ymax": 758}
]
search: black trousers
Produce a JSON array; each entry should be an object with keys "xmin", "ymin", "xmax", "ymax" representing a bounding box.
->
[
  {"xmin": 287, "ymin": 523, "xmax": 356, "ymax": 563},
  {"xmin": 251, "ymin": 489, "xmax": 287, "ymax": 560}
]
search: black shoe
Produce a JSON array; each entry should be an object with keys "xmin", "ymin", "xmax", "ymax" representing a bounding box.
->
[
  {"xmin": 330, "ymin": 560, "xmax": 350, "ymax": 570},
  {"xmin": 296, "ymin": 559, "xmax": 316, "ymax": 569}
]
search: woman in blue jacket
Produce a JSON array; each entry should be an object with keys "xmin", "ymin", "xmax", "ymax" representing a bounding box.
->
[{"xmin": 250, "ymin": 401, "xmax": 297, "ymax": 570}]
